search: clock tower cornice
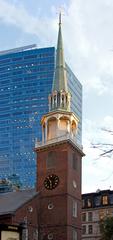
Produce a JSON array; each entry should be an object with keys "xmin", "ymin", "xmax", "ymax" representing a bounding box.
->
[{"xmin": 35, "ymin": 137, "xmax": 84, "ymax": 156}]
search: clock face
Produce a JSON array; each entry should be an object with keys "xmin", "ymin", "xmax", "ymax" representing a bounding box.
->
[{"xmin": 44, "ymin": 174, "xmax": 59, "ymax": 190}]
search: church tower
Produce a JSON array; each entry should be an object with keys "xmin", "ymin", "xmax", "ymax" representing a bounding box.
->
[{"xmin": 35, "ymin": 13, "xmax": 84, "ymax": 240}]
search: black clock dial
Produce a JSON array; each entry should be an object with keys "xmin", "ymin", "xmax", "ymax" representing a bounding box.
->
[{"xmin": 44, "ymin": 174, "xmax": 59, "ymax": 190}]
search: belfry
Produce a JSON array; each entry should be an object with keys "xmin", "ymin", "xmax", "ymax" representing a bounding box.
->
[
  {"xmin": 41, "ymin": 13, "xmax": 79, "ymax": 144},
  {"xmin": 35, "ymin": 13, "xmax": 84, "ymax": 240}
]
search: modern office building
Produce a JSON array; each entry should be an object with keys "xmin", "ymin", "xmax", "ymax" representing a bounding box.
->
[
  {"xmin": 0, "ymin": 44, "xmax": 82, "ymax": 188},
  {"xmin": 82, "ymin": 189, "xmax": 113, "ymax": 240}
]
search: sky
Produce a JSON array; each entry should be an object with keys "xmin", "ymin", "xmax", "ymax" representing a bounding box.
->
[{"xmin": 0, "ymin": 0, "xmax": 113, "ymax": 193}]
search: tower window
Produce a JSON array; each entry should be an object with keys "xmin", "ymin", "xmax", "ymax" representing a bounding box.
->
[
  {"xmin": 62, "ymin": 94, "xmax": 64, "ymax": 107},
  {"xmin": 82, "ymin": 225, "xmax": 86, "ymax": 235},
  {"xmin": 87, "ymin": 198, "xmax": 92, "ymax": 208},
  {"xmin": 51, "ymin": 96, "xmax": 52, "ymax": 108},
  {"xmin": 46, "ymin": 151, "xmax": 56, "ymax": 168},
  {"xmin": 82, "ymin": 212, "xmax": 86, "ymax": 222},
  {"xmin": 94, "ymin": 196, "xmax": 101, "ymax": 206},
  {"xmin": 102, "ymin": 195, "xmax": 108, "ymax": 205},
  {"xmin": 82, "ymin": 199, "xmax": 85, "ymax": 208},
  {"xmin": 73, "ymin": 200, "xmax": 77, "ymax": 217},
  {"xmin": 99, "ymin": 210, "xmax": 105, "ymax": 220},
  {"xmin": 73, "ymin": 229, "xmax": 77, "ymax": 240},
  {"xmin": 88, "ymin": 212, "xmax": 92, "ymax": 221},
  {"xmin": 54, "ymin": 95, "xmax": 56, "ymax": 107},
  {"xmin": 109, "ymin": 194, "xmax": 113, "ymax": 204},
  {"xmin": 72, "ymin": 153, "xmax": 78, "ymax": 170},
  {"xmin": 57, "ymin": 92, "xmax": 60, "ymax": 107},
  {"xmin": 88, "ymin": 225, "xmax": 93, "ymax": 234}
]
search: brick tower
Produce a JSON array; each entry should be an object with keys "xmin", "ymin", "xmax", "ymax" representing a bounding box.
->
[{"xmin": 35, "ymin": 13, "xmax": 84, "ymax": 240}]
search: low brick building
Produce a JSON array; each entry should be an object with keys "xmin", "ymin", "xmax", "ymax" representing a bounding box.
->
[
  {"xmin": 0, "ymin": 189, "xmax": 39, "ymax": 239},
  {"xmin": 82, "ymin": 189, "xmax": 113, "ymax": 240}
]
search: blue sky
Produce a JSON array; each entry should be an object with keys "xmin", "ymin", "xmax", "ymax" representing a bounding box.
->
[{"xmin": 0, "ymin": 0, "xmax": 113, "ymax": 193}]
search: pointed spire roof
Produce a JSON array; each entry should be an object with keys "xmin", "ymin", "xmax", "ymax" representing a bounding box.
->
[{"xmin": 52, "ymin": 12, "xmax": 68, "ymax": 92}]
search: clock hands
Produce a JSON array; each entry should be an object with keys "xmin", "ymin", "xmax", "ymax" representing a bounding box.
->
[{"xmin": 44, "ymin": 174, "xmax": 59, "ymax": 190}]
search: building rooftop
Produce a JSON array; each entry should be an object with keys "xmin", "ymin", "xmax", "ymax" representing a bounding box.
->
[
  {"xmin": 82, "ymin": 189, "xmax": 113, "ymax": 209},
  {"xmin": 0, "ymin": 44, "xmax": 37, "ymax": 56},
  {"xmin": 82, "ymin": 189, "xmax": 113, "ymax": 197},
  {"xmin": 0, "ymin": 189, "xmax": 37, "ymax": 215}
]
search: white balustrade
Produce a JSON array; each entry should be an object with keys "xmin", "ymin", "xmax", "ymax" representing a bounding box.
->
[{"xmin": 35, "ymin": 133, "xmax": 83, "ymax": 150}]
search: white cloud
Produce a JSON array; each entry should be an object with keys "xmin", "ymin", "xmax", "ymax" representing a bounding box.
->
[
  {"xmin": 82, "ymin": 117, "xmax": 113, "ymax": 193},
  {"xmin": 63, "ymin": 0, "xmax": 113, "ymax": 95},
  {"xmin": 1, "ymin": 0, "xmax": 113, "ymax": 96},
  {"xmin": 103, "ymin": 116, "xmax": 113, "ymax": 128},
  {"xmin": 83, "ymin": 116, "xmax": 113, "ymax": 156},
  {"xmin": 0, "ymin": 0, "xmax": 56, "ymax": 45}
]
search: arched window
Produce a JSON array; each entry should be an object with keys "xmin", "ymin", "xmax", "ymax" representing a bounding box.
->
[
  {"xmin": 62, "ymin": 94, "xmax": 64, "ymax": 107},
  {"xmin": 54, "ymin": 95, "xmax": 56, "ymax": 107}
]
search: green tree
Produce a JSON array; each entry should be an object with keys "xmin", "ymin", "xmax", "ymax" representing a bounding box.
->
[{"xmin": 100, "ymin": 216, "xmax": 113, "ymax": 240}]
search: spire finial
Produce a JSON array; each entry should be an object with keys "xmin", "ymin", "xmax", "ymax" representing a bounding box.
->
[
  {"xmin": 59, "ymin": 11, "xmax": 61, "ymax": 25},
  {"xmin": 57, "ymin": 7, "xmax": 64, "ymax": 25},
  {"xmin": 52, "ymin": 7, "xmax": 68, "ymax": 93}
]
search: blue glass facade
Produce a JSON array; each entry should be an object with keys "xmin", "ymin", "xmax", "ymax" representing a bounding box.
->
[
  {"xmin": 66, "ymin": 64, "xmax": 82, "ymax": 145},
  {"xmin": 0, "ymin": 45, "xmax": 82, "ymax": 188}
]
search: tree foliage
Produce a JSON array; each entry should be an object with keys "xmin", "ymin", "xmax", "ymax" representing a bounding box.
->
[{"xmin": 100, "ymin": 216, "xmax": 113, "ymax": 240}]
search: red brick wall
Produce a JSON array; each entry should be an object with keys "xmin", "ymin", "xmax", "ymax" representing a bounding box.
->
[
  {"xmin": 0, "ymin": 196, "xmax": 38, "ymax": 240},
  {"xmin": 36, "ymin": 141, "xmax": 82, "ymax": 240},
  {"xmin": 0, "ymin": 140, "xmax": 82, "ymax": 240}
]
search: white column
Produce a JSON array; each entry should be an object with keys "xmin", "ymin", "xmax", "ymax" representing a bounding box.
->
[
  {"xmin": 67, "ymin": 120, "xmax": 70, "ymax": 133},
  {"xmin": 68, "ymin": 94, "xmax": 71, "ymax": 111},
  {"xmin": 60, "ymin": 93, "xmax": 62, "ymax": 108},
  {"xmin": 48, "ymin": 96, "xmax": 51, "ymax": 112},
  {"xmin": 42, "ymin": 125, "xmax": 44, "ymax": 143},
  {"xmin": 55, "ymin": 94, "xmax": 57, "ymax": 108},
  {"xmin": 64, "ymin": 94, "xmax": 66, "ymax": 108},
  {"xmin": 70, "ymin": 120, "xmax": 73, "ymax": 138},
  {"xmin": 52, "ymin": 94, "xmax": 54, "ymax": 108},
  {"xmin": 56, "ymin": 116, "xmax": 60, "ymax": 137},
  {"xmin": 45, "ymin": 121, "xmax": 47, "ymax": 142}
]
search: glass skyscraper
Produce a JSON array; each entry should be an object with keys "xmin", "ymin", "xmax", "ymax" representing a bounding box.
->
[{"xmin": 0, "ymin": 44, "xmax": 82, "ymax": 188}]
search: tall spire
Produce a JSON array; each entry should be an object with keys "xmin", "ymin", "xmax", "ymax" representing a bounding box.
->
[
  {"xmin": 37, "ymin": 12, "xmax": 80, "ymax": 148},
  {"xmin": 52, "ymin": 12, "xmax": 68, "ymax": 92},
  {"xmin": 48, "ymin": 12, "xmax": 71, "ymax": 112}
]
